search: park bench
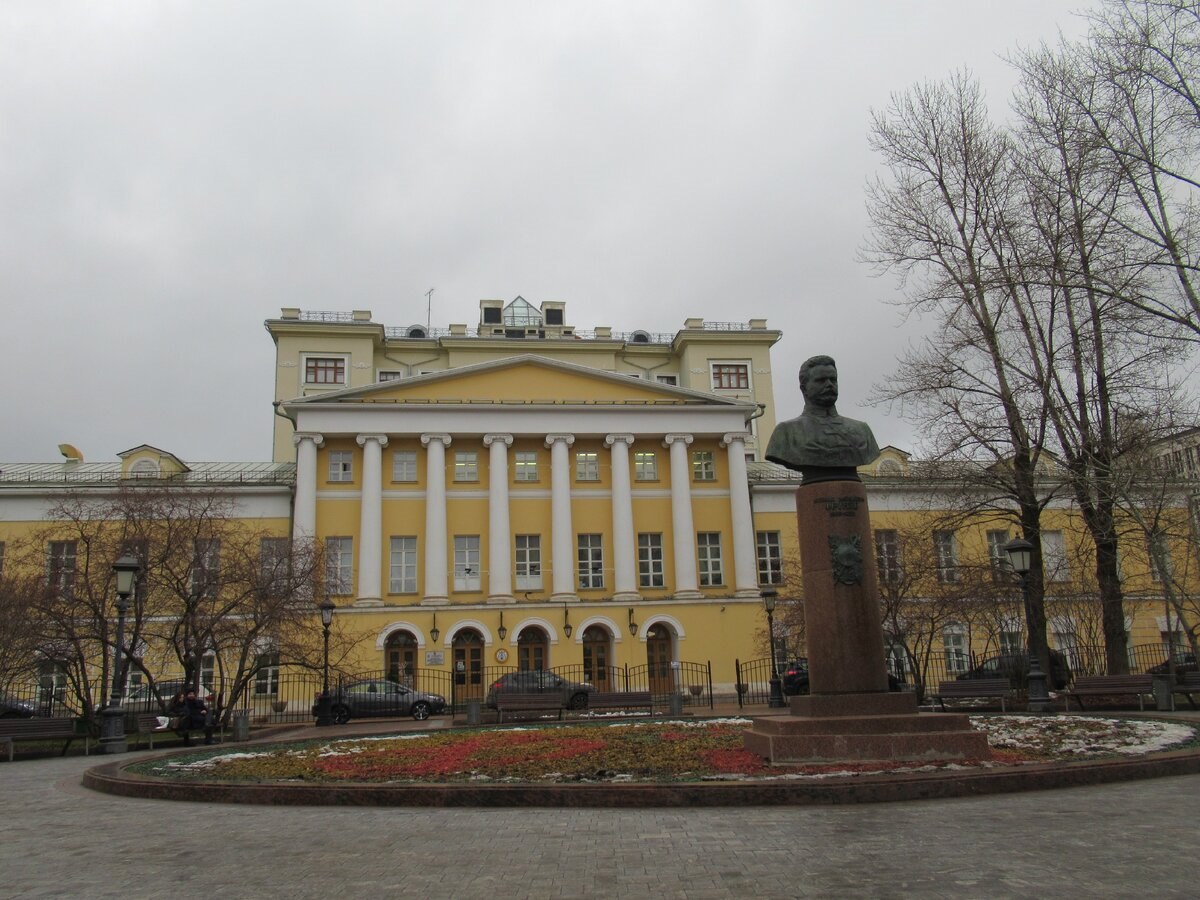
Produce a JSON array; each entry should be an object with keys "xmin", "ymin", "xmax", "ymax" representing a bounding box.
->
[
  {"xmin": 1068, "ymin": 675, "xmax": 1155, "ymax": 711},
  {"xmin": 1170, "ymin": 672, "xmax": 1200, "ymax": 710},
  {"xmin": 0, "ymin": 718, "xmax": 86, "ymax": 761},
  {"xmin": 132, "ymin": 713, "xmax": 175, "ymax": 749},
  {"xmin": 579, "ymin": 691, "xmax": 654, "ymax": 715},
  {"xmin": 494, "ymin": 693, "xmax": 565, "ymax": 723},
  {"xmin": 932, "ymin": 679, "xmax": 1013, "ymax": 712}
]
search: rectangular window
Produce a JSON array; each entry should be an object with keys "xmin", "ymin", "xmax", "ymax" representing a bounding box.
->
[
  {"xmin": 577, "ymin": 534, "xmax": 604, "ymax": 589},
  {"xmin": 454, "ymin": 451, "xmax": 478, "ymax": 482},
  {"xmin": 377, "ymin": 370, "xmax": 404, "ymax": 382},
  {"xmin": 328, "ymin": 451, "xmax": 353, "ymax": 482},
  {"xmin": 192, "ymin": 538, "xmax": 220, "ymax": 598},
  {"xmin": 692, "ymin": 450, "xmax": 715, "ymax": 481},
  {"xmin": 999, "ymin": 629, "xmax": 1023, "ymax": 656},
  {"xmin": 1042, "ymin": 530, "xmax": 1069, "ymax": 582},
  {"xmin": 325, "ymin": 537, "xmax": 353, "ymax": 595},
  {"xmin": 47, "ymin": 540, "xmax": 77, "ymax": 594},
  {"xmin": 260, "ymin": 537, "xmax": 290, "ymax": 596},
  {"xmin": 576, "ymin": 451, "xmax": 599, "ymax": 482},
  {"xmin": 515, "ymin": 535, "xmax": 542, "ymax": 590},
  {"xmin": 986, "ymin": 529, "xmax": 1011, "ymax": 582},
  {"xmin": 711, "ymin": 363, "xmax": 749, "ymax": 390},
  {"xmin": 933, "ymin": 530, "xmax": 960, "ymax": 583},
  {"xmin": 254, "ymin": 651, "xmax": 280, "ymax": 696},
  {"xmin": 697, "ymin": 532, "xmax": 724, "ymax": 586},
  {"xmin": 874, "ymin": 529, "xmax": 901, "ymax": 585},
  {"xmin": 756, "ymin": 531, "xmax": 783, "ymax": 585},
  {"xmin": 514, "ymin": 451, "xmax": 539, "ymax": 482},
  {"xmin": 943, "ymin": 628, "xmax": 968, "ymax": 674},
  {"xmin": 638, "ymin": 533, "xmax": 665, "ymax": 588},
  {"xmin": 634, "ymin": 451, "xmax": 658, "ymax": 481},
  {"xmin": 305, "ymin": 356, "xmax": 346, "ymax": 385},
  {"xmin": 392, "ymin": 450, "xmax": 418, "ymax": 482},
  {"xmin": 1148, "ymin": 532, "xmax": 1173, "ymax": 583},
  {"xmin": 389, "ymin": 536, "xmax": 418, "ymax": 593},
  {"xmin": 453, "ymin": 535, "xmax": 481, "ymax": 591},
  {"xmin": 655, "ymin": 374, "xmax": 678, "ymax": 385}
]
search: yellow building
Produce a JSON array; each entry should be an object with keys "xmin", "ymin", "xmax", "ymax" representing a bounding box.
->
[{"xmin": 1, "ymin": 298, "xmax": 1195, "ymax": 715}]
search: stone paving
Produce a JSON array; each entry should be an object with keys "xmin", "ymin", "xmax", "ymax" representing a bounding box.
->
[{"xmin": 2, "ymin": 713, "xmax": 1199, "ymax": 899}]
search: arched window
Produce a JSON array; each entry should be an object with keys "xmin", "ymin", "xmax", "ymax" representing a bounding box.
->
[
  {"xmin": 385, "ymin": 630, "xmax": 419, "ymax": 683},
  {"xmin": 582, "ymin": 625, "xmax": 612, "ymax": 689}
]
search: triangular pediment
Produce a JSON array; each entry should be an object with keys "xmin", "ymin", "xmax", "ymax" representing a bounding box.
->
[{"xmin": 286, "ymin": 355, "xmax": 747, "ymax": 408}]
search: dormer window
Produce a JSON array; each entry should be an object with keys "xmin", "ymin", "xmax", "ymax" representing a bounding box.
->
[{"xmin": 129, "ymin": 459, "xmax": 160, "ymax": 478}]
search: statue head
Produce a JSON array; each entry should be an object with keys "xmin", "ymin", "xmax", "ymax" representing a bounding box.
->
[{"xmin": 799, "ymin": 355, "xmax": 838, "ymax": 409}]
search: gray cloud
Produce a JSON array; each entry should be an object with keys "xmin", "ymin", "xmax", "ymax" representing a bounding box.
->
[{"xmin": 0, "ymin": 1, "xmax": 1090, "ymax": 462}]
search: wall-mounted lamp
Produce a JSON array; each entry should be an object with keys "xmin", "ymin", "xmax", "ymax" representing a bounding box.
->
[
  {"xmin": 497, "ymin": 610, "xmax": 507, "ymax": 641},
  {"xmin": 563, "ymin": 606, "xmax": 572, "ymax": 639},
  {"xmin": 628, "ymin": 607, "xmax": 638, "ymax": 637},
  {"xmin": 429, "ymin": 612, "xmax": 440, "ymax": 644}
]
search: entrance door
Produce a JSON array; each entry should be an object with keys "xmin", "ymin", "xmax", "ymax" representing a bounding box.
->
[
  {"xmin": 517, "ymin": 626, "xmax": 549, "ymax": 672},
  {"xmin": 646, "ymin": 624, "xmax": 674, "ymax": 696},
  {"xmin": 385, "ymin": 631, "xmax": 418, "ymax": 684},
  {"xmin": 452, "ymin": 629, "xmax": 484, "ymax": 703},
  {"xmin": 582, "ymin": 625, "xmax": 612, "ymax": 690}
]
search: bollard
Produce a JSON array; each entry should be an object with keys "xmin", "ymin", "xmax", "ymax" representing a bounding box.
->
[
  {"xmin": 466, "ymin": 698, "xmax": 481, "ymax": 726},
  {"xmin": 230, "ymin": 712, "xmax": 250, "ymax": 742},
  {"xmin": 669, "ymin": 692, "xmax": 683, "ymax": 716}
]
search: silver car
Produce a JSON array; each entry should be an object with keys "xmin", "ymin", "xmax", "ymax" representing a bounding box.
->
[{"xmin": 319, "ymin": 679, "xmax": 447, "ymax": 723}]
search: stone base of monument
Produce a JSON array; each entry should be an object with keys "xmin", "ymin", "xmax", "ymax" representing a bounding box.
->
[{"xmin": 743, "ymin": 692, "xmax": 991, "ymax": 764}]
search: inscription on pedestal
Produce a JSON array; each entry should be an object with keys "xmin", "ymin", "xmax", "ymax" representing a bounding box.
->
[{"xmin": 815, "ymin": 496, "xmax": 864, "ymax": 517}]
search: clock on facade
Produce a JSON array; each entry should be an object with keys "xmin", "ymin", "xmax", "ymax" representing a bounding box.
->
[{"xmin": 495, "ymin": 648, "xmax": 509, "ymax": 662}]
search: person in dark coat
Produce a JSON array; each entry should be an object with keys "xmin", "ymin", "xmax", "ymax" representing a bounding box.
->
[{"xmin": 177, "ymin": 688, "xmax": 215, "ymax": 746}]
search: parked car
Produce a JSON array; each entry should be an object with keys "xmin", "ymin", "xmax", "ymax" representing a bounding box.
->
[
  {"xmin": 1147, "ymin": 652, "xmax": 1198, "ymax": 678},
  {"xmin": 779, "ymin": 659, "xmax": 903, "ymax": 696},
  {"xmin": 956, "ymin": 651, "xmax": 1072, "ymax": 691},
  {"xmin": 314, "ymin": 679, "xmax": 447, "ymax": 724},
  {"xmin": 485, "ymin": 671, "xmax": 595, "ymax": 709},
  {"xmin": 122, "ymin": 681, "xmax": 215, "ymax": 714},
  {"xmin": 0, "ymin": 694, "xmax": 37, "ymax": 718}
]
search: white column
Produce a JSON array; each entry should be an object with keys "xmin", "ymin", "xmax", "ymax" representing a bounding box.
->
[
  {"xmin": 484, "ymin": 433, "xmax": 514, "ymax": 603},
  {"xmin": 292, "ymin": 432, "xmax": 324, "ymax": 540},
  {"xmin": 546, "ymin": 433, "xmax": 577, "ymax": 601},
  {"xmin": 355, "ymin": 433, "xmax": 388, "ymax": 607},
  {"xmin": 421, "ymin": 433, "xmax": 452, "ymax": 605},
  {"xmin": 665, "ymin": 433, "xmax": 701, "ymax": 599},
  {"xmin": 606, "ymin": 433, "xmax": 639, "ymax": 601},
  {"xmin": 723, "ymin": 432, "xmax": 760, "ymax": 598}
]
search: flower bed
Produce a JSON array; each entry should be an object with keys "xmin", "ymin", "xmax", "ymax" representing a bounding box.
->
[{"xmin": 128, "ymin": 716, "xmax": 1198, "ymax": 786}]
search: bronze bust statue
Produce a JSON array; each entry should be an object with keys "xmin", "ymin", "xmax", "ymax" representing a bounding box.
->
[{"xmin": 766, "ymin": 355, "xmax": 880, "ymax": 477}]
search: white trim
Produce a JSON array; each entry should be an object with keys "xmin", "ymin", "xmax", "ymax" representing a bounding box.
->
[
  {"xmin": 573, "ymin": 615, "xmax": 624, "ymax": 643},
  {"xmin": 636, "ymin": 613, "xmax": 687, "ymax": 641},
  {"xmin": 443, "ymin": 618, "xmax": 493, "ymax": 647},
  {"xmin": 510, "ymin": 615, "xmax": 561, "ymax": 645},
  {"xmin": 374, "ymin": 621, "xmax": 428, "ymax": 650}
]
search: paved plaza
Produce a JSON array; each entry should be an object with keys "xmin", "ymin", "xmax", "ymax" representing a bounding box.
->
[{"xmin": 1, "ymin": 743, "xmax": 1199, "ymax": 899}]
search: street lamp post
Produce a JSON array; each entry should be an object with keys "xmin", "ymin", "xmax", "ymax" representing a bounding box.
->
[
  {"xmin": 314, "ymin": 598, "xmax": 335, "ymax": 726},
  {"xmin": 763, "ymin": 590, "xmax": 785, "ymax": 708},
  {"xmin": 1003, "ymin": 538, "xmax": 1052, "ymax": 714},
  {"xmin": 101, "ymin": 554, "xmax": 141, "ymax": 755}
]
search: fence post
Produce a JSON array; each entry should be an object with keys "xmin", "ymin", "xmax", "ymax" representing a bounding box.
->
[
  {"xmin": 706, "ymin": 661, "xmax": 713, "ymax": 710},
  {"xmin": 735, "ymin": 659, "xmax": 742, "ymax": 709},
  {"xmin": 623, "ymin": 663, "xmax": 629, "ymax": 692}
]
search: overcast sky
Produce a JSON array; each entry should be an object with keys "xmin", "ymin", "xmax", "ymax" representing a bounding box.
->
[{"xmin": 0, "ymin": 1, "xmax": 1095, "ymax": 464}]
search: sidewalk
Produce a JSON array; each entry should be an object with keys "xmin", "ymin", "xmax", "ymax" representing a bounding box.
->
[{"xmin": 3, "ymin": 742, "xmax": 1199, "ymax": 899}]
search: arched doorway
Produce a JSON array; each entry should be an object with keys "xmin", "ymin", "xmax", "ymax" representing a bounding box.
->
[
  {"xmin": 452, "ymin": 628, "xmax": 484, "ymax": 701},
  {"xmin": 517, "ymin": 626, "xmax": 549, "ymax": 671},
  {"xmin": 646, "ymin": 623, "xmax": 675, "ymax": 696},
  {"xmin": 384, "ymin": 630, "xmax": 418, "ymax": 683},
  {"xmin": 582, "ymin": 625, "xmax": 613, "ymax": 690}
]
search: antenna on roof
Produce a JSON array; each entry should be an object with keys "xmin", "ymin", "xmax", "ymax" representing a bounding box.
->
[{"xmin": 426, "ymin": 288, "xmax": 434, "ymax": 331}]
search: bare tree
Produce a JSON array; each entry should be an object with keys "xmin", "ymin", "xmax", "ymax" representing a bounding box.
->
[{"xmin": 28, "ymin": 488, "xmax": 322, "ymax": 720}]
